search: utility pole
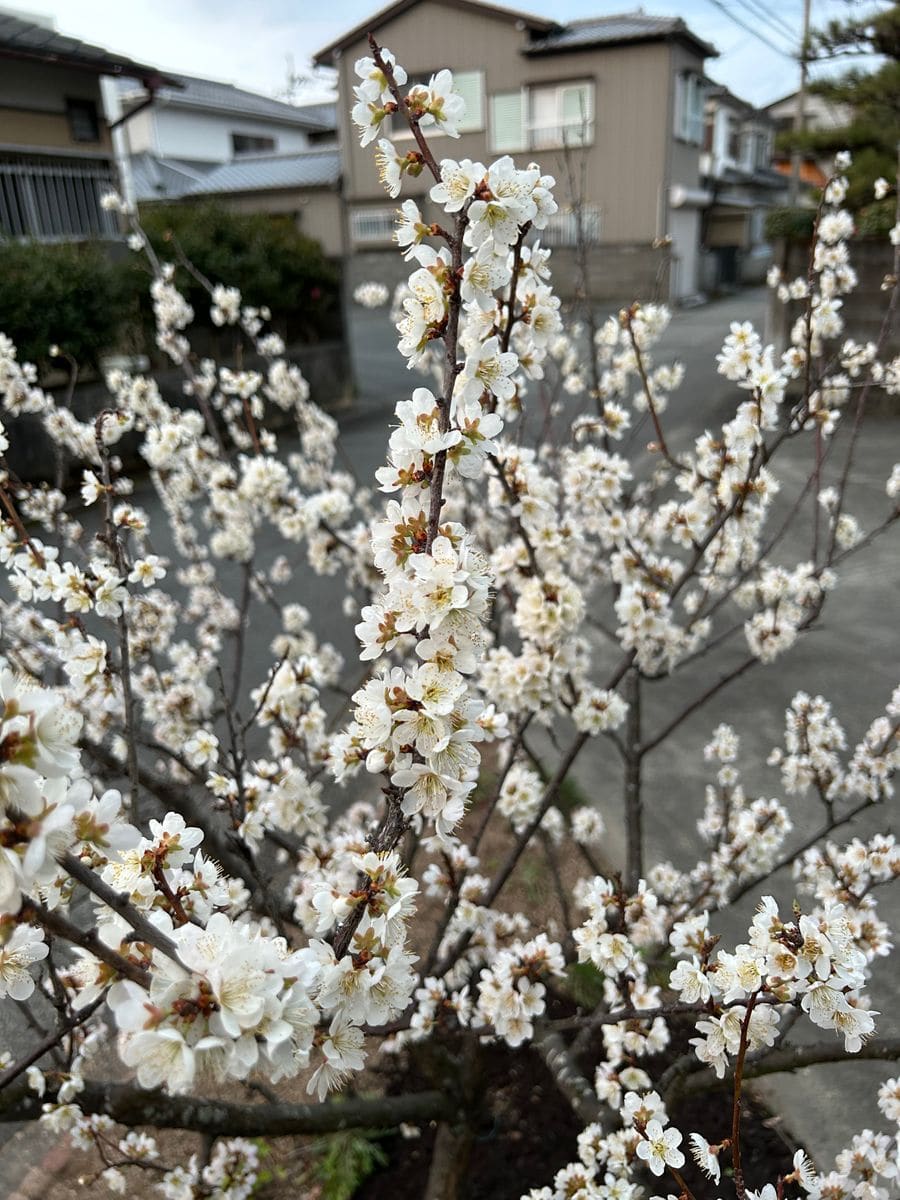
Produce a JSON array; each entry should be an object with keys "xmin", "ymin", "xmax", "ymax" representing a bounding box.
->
[{"xmin": 789, "ymin": 0, "xmax": 813, "ymax": 204}]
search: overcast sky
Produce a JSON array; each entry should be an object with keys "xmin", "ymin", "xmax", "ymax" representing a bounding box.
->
[{"xmin": 41, "ymin": 0, "xmax": 873, "ymax": 108}]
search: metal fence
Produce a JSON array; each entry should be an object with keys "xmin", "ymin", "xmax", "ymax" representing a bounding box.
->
[
  {"xmin": 0, "ymin": 154, "xmax": 119, "ymax": 241},
  {"xmin": 540, "ymin": 205, "xmax": 602, "ymax": 247}
]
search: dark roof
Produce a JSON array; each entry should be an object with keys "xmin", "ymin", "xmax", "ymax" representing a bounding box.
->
[
  {"xmin": 314, "ymin": 0, "xmax": 558, "ymax": 64},
  {"xmin": 0, "ymin": 12, "xmax": 179, "ymax": 87},
  {"xmin": 184, "ymin": 150, "xmax": 342, "ymax": 197},
  {"xmin": 705, "ymin": 83, "xmax": 773, "ymax": 121},
  {"xmin": 130, "ymin": 152, "xmax": 208, "ymax": 201},
  {"xmin": 131, "ymin": 148, "xmax": 341, "ymax": 202},
  {"xmin": 120, "ymin": 72, "xmax": 337, "ymax": 130},
  {"xmin": 525, "ymin": 13, "xmax": 717, "ymax": 58}
]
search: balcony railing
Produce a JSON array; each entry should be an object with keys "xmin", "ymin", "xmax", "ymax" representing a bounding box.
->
[
  {"xmin": 540, "ymin": 205, "xmax": 601, "ymax": 247},
  {"xmin": 527, "ymin": 121, "xmax": 594, "ymax": 151},
  {"xmin": 0, "ymin": 153, "xmax": 119, "ymax": 242}
]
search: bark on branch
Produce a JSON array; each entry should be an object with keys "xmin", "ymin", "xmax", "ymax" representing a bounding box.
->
[
  {"xmin": 674, "ymin": 1037, "xmax": 900, "ymax": 1099},
  {"xmin": 0, "ymin": 1078, "xmax": 454, "ymax": 1136}
]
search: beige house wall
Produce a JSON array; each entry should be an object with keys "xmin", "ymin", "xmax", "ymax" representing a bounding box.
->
[
  {"xmin": 0, "ymin": 61, "xmax": 112, "ymax": 154},
  {"xmin": 205, "ymin": 188, "xmax": 344, "ymax": 258},
  {"xmin": 331, "ymin": 0, "xmax": 694, "ymax": 245}
]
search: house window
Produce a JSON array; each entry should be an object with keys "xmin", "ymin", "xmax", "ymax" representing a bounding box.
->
[
  {"xmin": 393, "ymin": 70, "xmax": 484, "ymax": 137},
  {"xmin": 350, "ymin": 206, "xmax": 396, "ymax": 244},
  {"xmin": 0, "ymin": 152, "xmax": 118, "ymax": 241},
  {"xmin": 749, "ymin": 130, "xmax": 771, "ymax": 170},
  {"xmin": 232, "ymin": 134, "xmax": 276, "ymax": 155},
  {"xmin": 703, "ymin": 110, "xmax": 715, "ymax": 153},
  {"xmin": 489, "ymin": 80, "xmax": 595, "ymax": 153},
  {"xmin": 674, "ymin": 73, "xmax": 705, "ymax": 145},
  {"xmin": 529, "ymin": 81, "xmax": 594, "ymax": 149},
  {"xmin": 490, "ymin": 91, "xmax": 526, "ymax": 153},
  {"xmin": 66, "ymin": 99, "xmax": 100, "ymax": 143},
  {"xmin": 726, "ymin": 115, "xmax": 741, "ymax": 162},
  {"xmin": 453, "ymin": 70, "xmax": 485, "ymax": 133}
]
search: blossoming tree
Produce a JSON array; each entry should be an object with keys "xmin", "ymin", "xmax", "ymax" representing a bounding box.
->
[{"xmin": 0, "ymin": 36, "xmax": 898, "ymax": 1200}]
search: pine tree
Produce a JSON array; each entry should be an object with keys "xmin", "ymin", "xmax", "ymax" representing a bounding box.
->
[{"xmin": 787, "ymin": 3, "xmax": 899, "ymax": 210}]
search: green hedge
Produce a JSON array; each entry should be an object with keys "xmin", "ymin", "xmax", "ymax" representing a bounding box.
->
[
  {"xmin": 765, "ymin": 199, "xmax": 896, "ymax": 242},
  {"xmin": 0, "ymin": 240, "xmax": 131, "ymax": 372},
  {"xmin": 764, "ymin": 207, "xmax": 817, "ymax": 242},
  {"xmin": 131, "ymin": 203, "xmax": 341, "ymax": 346},
  {"xmin": 0, "ymin": 204, "xmax": 341, "ymax": 375}
]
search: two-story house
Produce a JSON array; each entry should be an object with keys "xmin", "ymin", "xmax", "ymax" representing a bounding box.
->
[
  {"xmin": 314, "ymin": 0, "xmax": 717, "ymax": 301},
  {"xmin": 111, "ymin": 73, "xmax": 343, "ymax": 257},
  {"xmin": 699, "ymin": 85, "xmax": 786, "ymax": 289},
  {"xmin": 0, "ymin": 9, "xmax": 176, "ymax": 241},
  {"xmin": 764, "ymin": 90, "xmax": 854, "ymax": 189}
]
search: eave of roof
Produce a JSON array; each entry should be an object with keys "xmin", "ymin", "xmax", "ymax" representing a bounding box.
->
[
  {"xmin": 120, "ymin": 73, "xmax": 336, "ymax": 130},
  {"xmin": 0, "ymin": 13, "xmax": 181, "ymax": 88},
  {"xmin": 523, "ymin": 13, "xmax": 717, "ymax": 60},
  {"xmin": 313, "ymin": 0, "xmax": 558, "ymax": 65}
]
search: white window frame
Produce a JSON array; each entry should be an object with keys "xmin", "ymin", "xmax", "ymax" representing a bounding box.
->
[
  {"xmin": 675, "ymin": 72, "xmax": 705, "ymax": 146},
  {"xmin": 526, "ymin": 80, "xmax": 595, "ymax": 151},
  {"xmin": 489, "ymin": 80, "xmax": 595, "ymax": 154},
  {"xmin": 350, "ymin": 206, "xmax": 396, "ymax": 245}
]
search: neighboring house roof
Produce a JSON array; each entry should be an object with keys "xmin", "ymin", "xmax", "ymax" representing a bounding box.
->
[
  {"xmin": 119, "ymin": 72, "xmax": 336, "ymax": 131},
  {"xmin": 0, "ymin": 11, "xmax": 179, "ymax": 87},
  {"xmin": 313, "ymin": 0, "xmax": 558, "ymax": 63},
  {"xmin": 524, "ymin": 13, "xmax": 717, "ymax": 58},
  {"xmin": 132, "ymin": 149, "xmax": 342, "ymax": 201},
  {"xmin": 129, "ymin": 151, "xmax": 208, "ymax": 200},
  {"xmin": 706, "ymin": 84, "xmax": 775, "ymax": 124}
]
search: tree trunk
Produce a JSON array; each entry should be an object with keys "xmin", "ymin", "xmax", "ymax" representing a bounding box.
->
[{"xmin": 424, "ymin": 1120, "xmax": 474, "ymax": 1200}]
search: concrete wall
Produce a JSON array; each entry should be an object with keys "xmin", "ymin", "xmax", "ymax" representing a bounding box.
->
[
  {"xmin": 345, "ymin": 239, "xmax": 669, "ymax": 304},
  {"xmin": 216, "ymin": 187, "xmax": 345, "ymax": 258},
  {"xmin": 767, "ymin": 238, "xmax": 900, "ymax": 407},
  {"xmin": 0, "ymin": 61, "xmax": 112, "ymax": 154},
  {"xmin": 330, "ymin": 0, "xmax": 704, "ymax": 249}
]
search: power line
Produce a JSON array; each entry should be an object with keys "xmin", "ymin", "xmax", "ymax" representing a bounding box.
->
[
  {"xmin": 738, "ymin": 0, "xmax": 799, "ymax": 46},
  {"xmin": 705, "ymin": 0, "xmax": 799, "ymax": 59}
]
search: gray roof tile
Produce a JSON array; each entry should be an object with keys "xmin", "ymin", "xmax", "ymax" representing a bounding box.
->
[
  {"xmin": 120, "ymin": 72, "xmax": 337, "ymax": 130},
  {"xmin": 182, "ymin": 150, "xmax": 342, "ymax": 196},
  {"xmin": 525, "ymin": 12, "xmax": 716, "ymax": 57},
  {"xmin": 0, "ymin": 12, "xmax": 177, "ymax": 83}
]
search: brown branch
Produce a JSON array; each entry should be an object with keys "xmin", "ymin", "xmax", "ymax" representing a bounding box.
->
[
  {"xmin": 640, "ymin": 655, "xmax": 757, "ymax": 756},
  {"xmin": 726, "ymin": 795, "xmax": 877, "ymax": 906},
  {"xmin": 369, "ymin": 36, "xmax": 442, "ymax": 182},
  {"xmin": 0, "ymin": 995, "xmax": 105, "ymax": 1091},
  {"xmin": 499, "ymin": 225, "xmax": 530, "ymax": 355},
  {"xmin": 0, "ymin": 1078, "xmax": 454, "ymax": 1136},
  {"xmin": 675, "ymin": 1037, "xmax": 900, "ymax": 1099},
  {"xmin": 731, "ymin": 991, "xmax": 759, "ymax": 1200},
  {"xmin": 58, "ymin": 852, "xmax": 181, "ymax": 962},
  {"xmin": 0, "ymin": 478, "xmax": 45, "ymax": 568},
  {"xmin": 623, "ymin": 668, "xmax": 643, "ymax": 893},
  {"xmin": 20, "ymin": 896, "xmax": 151, "ymax": 989},
  {"xmin": 489, "ymin": 454, "xmax": 540, "ymax": 575},
  {"xmin": 623, "ymin": 307, "xmax": 687, "ymax": 472},
  {"xmin": 96, "ymin": 423, "xmax": 142, "ymax": 824},
  {"xmin": 431, "ymin": 731, "xmax": 588, "ymax": 978}
]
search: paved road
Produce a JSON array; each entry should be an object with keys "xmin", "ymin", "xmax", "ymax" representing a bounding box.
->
[
  {"xmin": 348, "ymin": 288, "xmax": 900, "ymax": 1162},
  {"xmin": 2, "ymin": 287, "xmax": 897, "ymax": 1183}
]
